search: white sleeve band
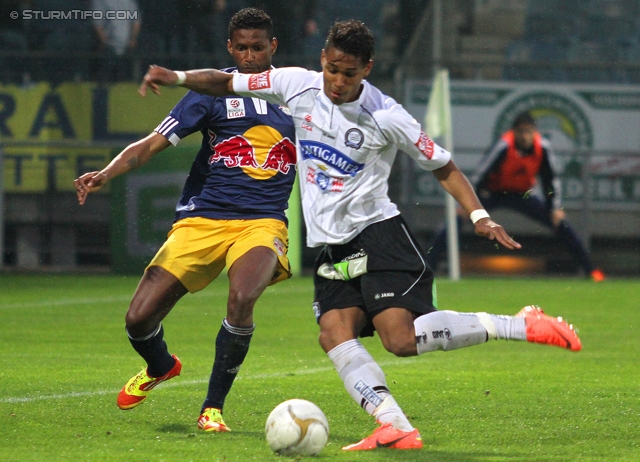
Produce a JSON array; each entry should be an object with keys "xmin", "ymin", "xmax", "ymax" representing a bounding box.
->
[
  {"xmin": 174, "ymin": 71, "xmax": 186, "ymax": 86},
  {"xmin": 470, "ymin": 209, "xmax": 490, "ymax": 224}
]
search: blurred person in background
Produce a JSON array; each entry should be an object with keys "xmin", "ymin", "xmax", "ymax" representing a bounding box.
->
[
  {"xmin": 0, "ymin": 0, "xmax": 29, "ymax": 49},
  {"xmin": 137, "ymin": 0, "xmax": 179, "ymax": 55},
  {"xmin": 92, "ymin": 0, "xmax": 141, "ymax": 81},
  {"xmin": 426, "ymin": 111, "xmax": 605, "ymax": 282},
  {"xmin": 176, "ymin": 0, "xmax": 231, "ymax": 63},
  {"xmin": 0, "ymin": 0, "xmax": 29, "ymax": 83}
]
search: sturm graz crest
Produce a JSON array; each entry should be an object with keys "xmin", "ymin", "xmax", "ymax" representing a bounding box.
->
[{"xmin": 344, "ymin": 128, "xmax": 364, "ymax": 149}]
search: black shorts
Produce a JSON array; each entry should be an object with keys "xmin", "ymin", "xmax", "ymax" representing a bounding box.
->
[{"xmin": 312, "ymin": 215, "xmax": 437, "ymax": 336}]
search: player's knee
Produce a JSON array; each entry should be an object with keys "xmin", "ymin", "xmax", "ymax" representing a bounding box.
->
[
  {"xmin": 227, "ymin": 287, "xmax": 258, "ymax": 324},
  {"xmin": 318, "ymin": 329, "xmax": 336, "ymax": 352},
  {"xmin": 317, "ymin": 309, "xmax": 366, "ymax": 353},
  {"xmin": 318, "ymin": 329, "xmax": 348, "ymax": 352},
  {"xmin": 228, "ymin": 286, "xmax": 259, "ymax": 308},
  {"xmin": 125, "ymin": 303, "xmax": 154, "ymax": 337},
  {"xmin": 380, "ymin": 336, "xmax": 417, "ymax": 357},
  {"xmin": 125, "ymin": 291, "xmax": 166, "ymax": 334}
]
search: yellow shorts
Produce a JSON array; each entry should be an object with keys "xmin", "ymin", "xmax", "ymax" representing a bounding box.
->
[{"xmin": 147, "ymin": 217, "xmax": 291, "ymax": 293}]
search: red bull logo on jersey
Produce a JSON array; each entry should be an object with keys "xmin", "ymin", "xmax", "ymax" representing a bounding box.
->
[
  {"xmin": 300, "ymin": 140, "xmax": 364, "ymax": 177},
  {"xmin": 208, "ymin": 125, "xmax": 295, "ymax": 180},
  {"xmin": 262, "ymin": 138, "xmax": 297, "ymax": 174},
  {"xmin": 209, "ymin": 134, "xmax": 259, "ymax": 168}
]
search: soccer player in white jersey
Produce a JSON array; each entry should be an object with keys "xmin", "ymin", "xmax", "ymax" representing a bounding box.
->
[{"xmin": 139, "ymin": 20, "xmax": 582, "ymax": 451}]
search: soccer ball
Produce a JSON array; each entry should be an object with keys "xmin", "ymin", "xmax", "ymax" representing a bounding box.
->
[{"xmin": 265, "ymin": 399, "xmax": 329, "ymax": 456}]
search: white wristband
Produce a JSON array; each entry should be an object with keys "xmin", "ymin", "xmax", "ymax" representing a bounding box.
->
[
  {"xmin": 174, "ymin": 71, "xmax": 187, "ymax": 86},
  {"xmin": 470, "ymin": 209, "xmax": 490, "ymax": 224}
]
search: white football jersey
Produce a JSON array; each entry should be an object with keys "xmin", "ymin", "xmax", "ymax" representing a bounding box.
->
[{"xmin": 233, "ymin": 68, "xmax": 451, "ymax": 247}]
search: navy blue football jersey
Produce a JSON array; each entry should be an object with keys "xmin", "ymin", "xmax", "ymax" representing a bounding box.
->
[{"xmin": 154, "ymin": 69, "xmax": 296, "ymax": 223}]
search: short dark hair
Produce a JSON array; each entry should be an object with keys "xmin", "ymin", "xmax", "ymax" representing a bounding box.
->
[
  {"xmin": 512, "ymin": 111, "xmax": 537, "ymax": 129},
  {"xmin": 228, "ymin": 8, "xmax": 273, "ymax": 40},
  {"xmin": 325, "ymin": 20, "xmax": 375, "ymax": 66}
]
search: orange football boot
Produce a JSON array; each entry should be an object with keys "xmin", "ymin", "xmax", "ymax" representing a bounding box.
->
[
  {"xmin": 519, "ymin": 306, "xmax": 582, "ymax": 351},
  {"xmin": 342, "ymin": 423, "xmax": 422, "ymax": 451}
]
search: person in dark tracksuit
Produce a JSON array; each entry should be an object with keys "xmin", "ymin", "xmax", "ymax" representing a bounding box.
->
[{"xmin": 426, "ymin": 111, "xmax": 605, "ymax": 281}]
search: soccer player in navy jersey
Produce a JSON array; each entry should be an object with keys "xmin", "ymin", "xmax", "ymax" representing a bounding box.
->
[
  {"xmin": 137, "ymin": 20, "xmax": 583, "ymax": 451},
  {"xmin": 74, "ymin": 8, "xmax": 296, "ymax": 432}
]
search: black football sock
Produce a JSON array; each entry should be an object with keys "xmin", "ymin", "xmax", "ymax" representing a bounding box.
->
[
  {"xmin": 201, "ymin": 318, "xmax": 254, "ymax": 412},
  {"xmin": 127, "ymin": 324, "xmax": 176, "ymax": 377}
]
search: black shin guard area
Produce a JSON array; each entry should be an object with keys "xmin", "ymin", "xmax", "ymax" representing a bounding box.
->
[
  {"xmin": 128, "ymin": 325, "xmax": 175, "ymax": 377},
  {"xmin": 202, "ymin": 322, "xmax": 253, "ymax": 411}
]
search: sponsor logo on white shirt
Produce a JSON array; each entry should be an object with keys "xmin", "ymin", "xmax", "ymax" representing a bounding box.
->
[
  {"xmin": 306, "ymin": 166, "xmax": 344, "ymax": 193},
  {"xmin": 300, "ymin": 140, "xmax": 364, "ymax": 176}
]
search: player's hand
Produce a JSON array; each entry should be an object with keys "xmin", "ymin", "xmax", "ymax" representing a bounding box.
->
[
  {"xmin": 74, "ymin": 171, "xmax": 108, "ymax": 205},
  {"xmin": 551, "ymin": 208, "xmax": 566, "ymax": 227},
  {"xmin": 473, "ymin": 217, "xmax": 521, "ymax": 250},
  {"xmin": 139, "ymin": 65, "xmax": 178, "ymax": 97}
]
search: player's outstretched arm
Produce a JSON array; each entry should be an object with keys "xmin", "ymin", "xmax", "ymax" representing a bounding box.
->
[
  {"xmin": 432, "ymin": 160, "xmax": 521, "ymax": 250},
  {"xmin": 74, "ymin": 133, "xmax": 170, "ymax": 205},
  {"xmin": 139, "ymin": 65, "xmax": 236, "ymax": 97}
]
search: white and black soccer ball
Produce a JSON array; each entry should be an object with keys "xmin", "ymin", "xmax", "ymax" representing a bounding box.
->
[{"xmin": 265, "ymin": 399, "xmax": 329, "ymax": 456}]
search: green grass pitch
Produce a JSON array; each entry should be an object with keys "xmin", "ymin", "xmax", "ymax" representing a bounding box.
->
[{"xmin": 1, "ymin": 274, "xmax": 639, "ymax": 461}]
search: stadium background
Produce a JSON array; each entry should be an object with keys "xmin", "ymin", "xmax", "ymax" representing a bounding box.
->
[{"xmin": 0, "ymin": 0, "xmax": 639, "ymax": 277}]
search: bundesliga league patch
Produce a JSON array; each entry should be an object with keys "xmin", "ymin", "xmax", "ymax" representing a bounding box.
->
[{"xmin": 226, "ymin": 98, "xmax": 245, "ymax": 119}]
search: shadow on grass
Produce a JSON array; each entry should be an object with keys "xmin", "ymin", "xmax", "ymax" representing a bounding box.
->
[
  {"xmin": 329, "ymin": 433, "xmax": 520, "ymax": 461},
  {"xmin": 157, "ymin": 423, "xmax": 192, "ymax": 433},
  {"xmin": 156, "ymin": 424, "xmax": 265, "ymax": 440}
]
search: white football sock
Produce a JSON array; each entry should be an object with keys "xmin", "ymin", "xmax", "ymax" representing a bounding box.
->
[
  {"xmin": 327, "ymin": 339, "xmax": 413, "ymax": 431},
  {"xmin": 414, "ymin": 310, "xmax": 526, "ymax": 355}
]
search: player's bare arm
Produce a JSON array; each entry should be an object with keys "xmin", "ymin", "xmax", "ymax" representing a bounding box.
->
[
  {"xmin": 74, "ymin": 132, "xmax": 170, "ymax": 205},
  {"xmin": 432, "ymin": 160, "xmax": 521, "ymax": 250},
  {"xmin": 139, "ymin": 65, "xmax": 236, "ymax": 97}
]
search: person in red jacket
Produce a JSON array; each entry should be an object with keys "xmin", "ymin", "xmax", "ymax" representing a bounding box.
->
[{"xmin": 427, "ymin": 111, "xmax": 605, "ymax": 281}]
